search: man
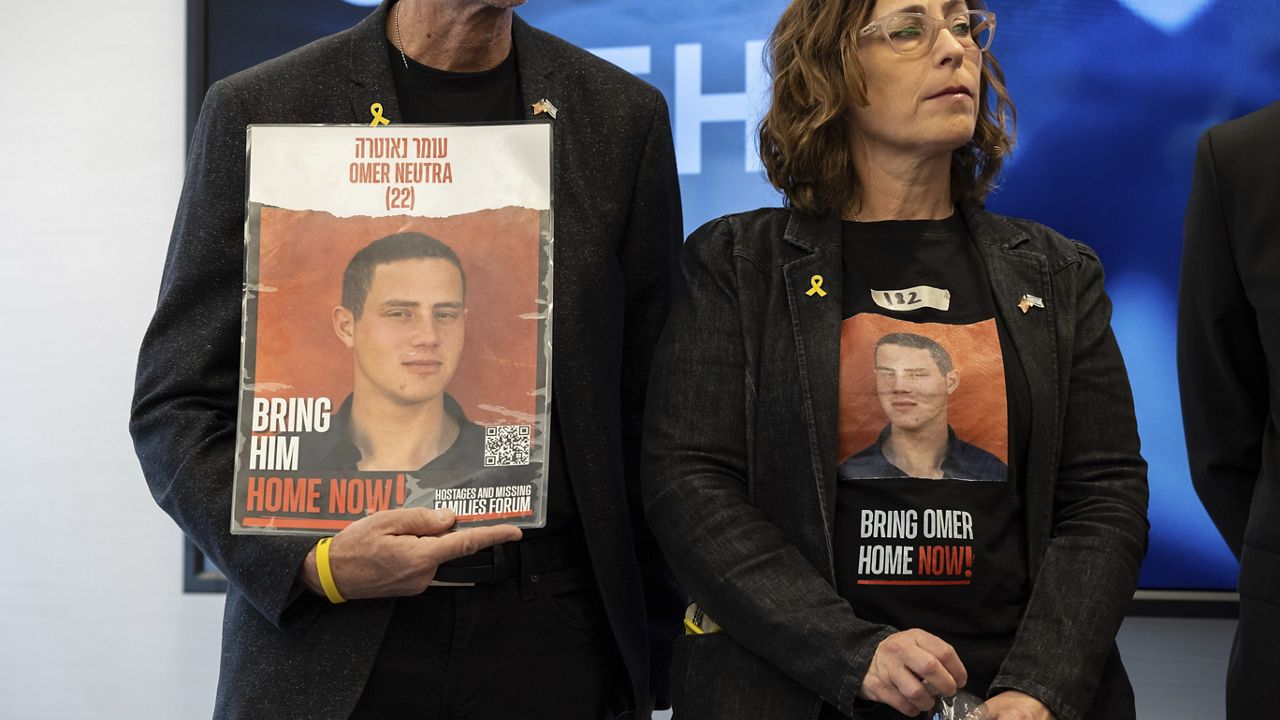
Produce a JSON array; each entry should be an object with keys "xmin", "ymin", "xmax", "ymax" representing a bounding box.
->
[
  {"xmin": 1179, "ymin": 99, "xmax": 1280, "ymax": 720},
  {"xmin": 839, "ymin": 332, "xmax": 1006, "ymax": 481},
  {"xmin": 130, "ymin": 0, "xmax": 684, "ymax": 717}
]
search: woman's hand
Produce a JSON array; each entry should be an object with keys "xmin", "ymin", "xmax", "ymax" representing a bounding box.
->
[
  {"xmin": 857, "ymin": 629, "xmax": 968, "ymax": 716},
  {"xmin": 980, "ymin": 690, "xmax": 1053, "ymax": 720}
]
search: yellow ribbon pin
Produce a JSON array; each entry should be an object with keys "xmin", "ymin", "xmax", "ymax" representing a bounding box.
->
[
  {"xmin": 806, "ymin": 274, "xmax": 827, "ymax": 297},
  {"xmin": 369, "ymin": 102, "xmax": 390, "ymax": 126}
]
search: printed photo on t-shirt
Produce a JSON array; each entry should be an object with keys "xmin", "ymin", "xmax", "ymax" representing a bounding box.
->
[{"xmin": 838, "ymin": 315, "xmax": 1008, "ymax": 482}]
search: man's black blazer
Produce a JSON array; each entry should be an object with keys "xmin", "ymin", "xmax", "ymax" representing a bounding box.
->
[
  {"xmin": 130, "ymin": 3, "xmax": 684, "ymax": 717},
  {"xmin": 1179, "ymin": 100, "xmax": 1280, "ymax": 576},
  {"xmin": 1180, "ymin": 97, "xmax": 1280, "ymax": 720}
]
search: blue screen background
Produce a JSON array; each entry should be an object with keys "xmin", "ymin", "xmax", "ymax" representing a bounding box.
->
[{"xmin": 209, "ymin": 0, "xmax": 1280, "ymax": 590}]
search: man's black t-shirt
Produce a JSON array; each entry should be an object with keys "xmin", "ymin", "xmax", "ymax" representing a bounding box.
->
[
  {"xmin": 385, "ymin": 38, "xmax": 579, "ymax": 540},
  {"xmin": 834, "ymin": 213, "xmax": 1031, "ymax": 706},
  {"xmin": 386, "ymin": 39, "xmax": 524, "ymax": 123}
]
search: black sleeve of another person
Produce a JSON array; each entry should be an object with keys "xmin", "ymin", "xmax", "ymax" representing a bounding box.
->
[
  {"xmin": 618, "ymin": 93, "xmax": 687, "ymax": 710},
  {"xmin": 1177, "ymin": 119, "xmax": 1271, "ymax": 558}
]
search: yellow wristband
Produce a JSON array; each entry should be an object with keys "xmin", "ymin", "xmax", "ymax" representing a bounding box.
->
[{"xmin": 316, "ymin": 537, "xmax": 346, "ymax": 604}]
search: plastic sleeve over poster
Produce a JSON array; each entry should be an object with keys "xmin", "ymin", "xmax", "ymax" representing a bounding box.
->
[{"xmin": 232, "ymin": 123, "xmax": 554, "ymax": 535}]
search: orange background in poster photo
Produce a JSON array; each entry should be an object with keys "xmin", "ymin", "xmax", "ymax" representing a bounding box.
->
[
  {"xmin": 252, "ymin": 205, "xmax": 542, "ymax": 425},
  {"xmin": 838, "ymin": 315, "xmax": 1008, "ymax": 465}
]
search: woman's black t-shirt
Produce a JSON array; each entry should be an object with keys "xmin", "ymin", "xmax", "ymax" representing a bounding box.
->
[{"xmin": 834, "ymin": 213, "xmax": 1032, "ymax": 706}]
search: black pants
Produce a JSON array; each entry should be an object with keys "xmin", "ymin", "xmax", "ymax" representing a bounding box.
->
[
  {"xmin": 350, "ymin": 547, "xmax": 620, "ymax": 720},
  {"xmin": 1227, "ymin": 592, "xmax": 1280, "ymax": 719}
]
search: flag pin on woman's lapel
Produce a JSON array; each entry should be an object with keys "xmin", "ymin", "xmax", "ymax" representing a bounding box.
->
[{"xmin": 1018, "ymin": 294, "xmax": 1044, "ymax": 314}]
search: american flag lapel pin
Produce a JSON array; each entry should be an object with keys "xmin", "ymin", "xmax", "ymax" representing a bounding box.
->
[
  {"xmin": 532, "ymin": 98, "xmax": 559, "ymax": 119},
  {"xmin": 1018, "ymin": 294, "xmax": 1045, "ymax": 314}
]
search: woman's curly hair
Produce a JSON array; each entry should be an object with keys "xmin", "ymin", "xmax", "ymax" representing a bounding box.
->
[{"xmin": 758, "ymin": 0, "xmax": 1016, "ymax": 216}]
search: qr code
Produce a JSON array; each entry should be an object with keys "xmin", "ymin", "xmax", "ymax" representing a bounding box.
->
[{"xmin": 484, "ymin": 425, "xmax": 532, "ymax": 467}]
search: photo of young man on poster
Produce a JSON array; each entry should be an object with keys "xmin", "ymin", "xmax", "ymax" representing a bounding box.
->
[
  {"xmin": 312, "ymin": 232, "xmax": 483, "ymax": 473},
  {"xmin": 839, "ymin": 332, "xmax": 1006, "ymax": 482}
]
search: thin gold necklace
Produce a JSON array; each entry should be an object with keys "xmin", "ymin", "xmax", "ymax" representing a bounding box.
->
[{"xmin": 394, "ymin": 2, "xmax": 409, "ymax": 69}]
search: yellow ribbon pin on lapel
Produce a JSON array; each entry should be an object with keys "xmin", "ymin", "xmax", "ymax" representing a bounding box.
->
[
  {"xmin": 369, "ymin": 102, "xmax": 390, "ymax": 126},
  {"xmin": 806, "ymin": 275, "xmax": 827, "ymax": 297}
]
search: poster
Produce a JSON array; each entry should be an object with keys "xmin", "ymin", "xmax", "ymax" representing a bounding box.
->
[{"xmin": 231, "ymin": 123, "xmax": 553, "ymax": 535}]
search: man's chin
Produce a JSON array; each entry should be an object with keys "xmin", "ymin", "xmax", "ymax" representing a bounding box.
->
[
  {"xmin": 887, "ymin": 418, "xmax": 925, "ymax": 433},
  {"xmin": 387, "ymin": 388, "xmax": 448, "ymax": 407}
]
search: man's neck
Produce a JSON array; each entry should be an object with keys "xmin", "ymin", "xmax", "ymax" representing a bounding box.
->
[
  {"xmin": 349, "ymin": 391, "xmax": 460, "ymax": 471},
  {"xmin": 388, "ymin": 0, "xmax": 515, "ymax": 73},
  {"xmin": 883, "ymin": 422, "xmax": 950, "ymax": 479}
]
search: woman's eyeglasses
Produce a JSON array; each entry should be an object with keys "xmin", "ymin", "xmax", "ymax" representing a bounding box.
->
[{"xmin": 857, "ymin": 10, "xmax": 997, "ymax": 56}]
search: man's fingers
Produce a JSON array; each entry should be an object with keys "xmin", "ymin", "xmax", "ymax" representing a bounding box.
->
[
  {"xmin": 421, "ymin": 524, "xmax": 523, "ymax": 564},
  {"xmin": 320, "ymin": 516, "xmax": 520, "ymax": 600},
  {"xmin": 914, "ymin": 632, "xmax": 968, "ymax": 689},
  {"xmin": 370, "ymin": 507, "xmax": 458, "ymax": 537}
]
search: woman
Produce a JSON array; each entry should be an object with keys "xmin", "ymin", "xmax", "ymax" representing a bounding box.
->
[{"xmin": 641, "ymin": 1, "xmax": 1148, "ymax": 719}]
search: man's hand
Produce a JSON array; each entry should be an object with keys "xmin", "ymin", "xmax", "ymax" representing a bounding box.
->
[
  {"xmin": 980, "ymin": 691, "xmax": 1053, "ymax": 720},
  {"xmin": 300, "ymin": 507, "xmax": 522, "ymax": 600},
  {"xmin": 857, "ymin": 629, "xmax": 968, "ymax": 716}
]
